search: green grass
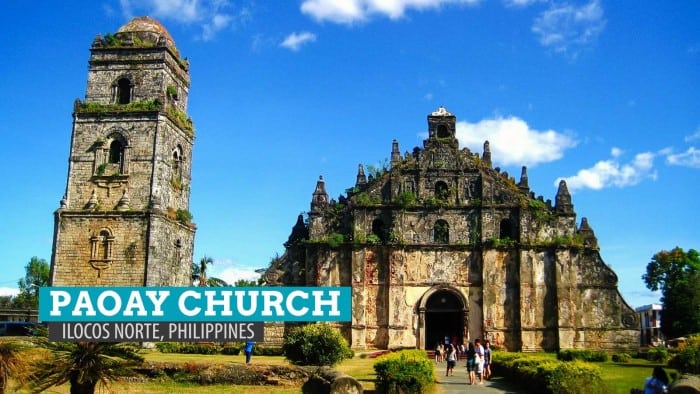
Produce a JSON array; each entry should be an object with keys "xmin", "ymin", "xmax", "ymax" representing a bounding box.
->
[{"xmin": 598, "ymin": 358, "xmax": 676, "ymax": 394}]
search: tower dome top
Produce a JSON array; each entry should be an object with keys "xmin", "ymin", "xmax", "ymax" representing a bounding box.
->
[{"xmin": 116, "ymin": 16, "xmax": 177, "ymax": 49}]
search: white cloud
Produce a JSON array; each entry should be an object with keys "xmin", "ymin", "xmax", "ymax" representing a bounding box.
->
[
  {"xmin": 0, "ymin": 287, "xmax": 19, "ymax": 297},
  {"xmin": 455, "ymin": 116, "xmax": 577, "ymax": 167},
  {"xmin": 281, "ymin": 31, "xmax": 318, "ymax": 51},
  {"xmin": 666, "ymin": 147, "xmax": 700, "ymax": 168},
  {"xmin": 119, "ymin": 0, "xmax": 242, "ymax": 41},
  {"xmin": 685, "ymin": 126, "xmax": 700, "ymax": 142},
  {"xmin": 611, "ymin": 147, "xmax": 623, "ymax": 157},
  {"xmin": 504, "ymin": 0, "xmax": 544, "ymax": 7},
  {"xmin": 531, "ymin": 0, "xmax": 606, "ymax": 56},
  {"xmin": 558, "ymin": 150, "xmax": 657, "ymax": 192},
  {"xmin": 209, "ymin": 259, "xmax": 262, "ymax": 285},
  {"xmin": 300, "ymin": 0, "xmax": 479, "ymax": 24}
]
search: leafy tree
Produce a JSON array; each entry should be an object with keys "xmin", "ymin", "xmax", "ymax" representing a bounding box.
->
[
  {"xmin": 0, "ymin": 340, "xmax": 29, "ymax": 394},
  {"xmin": 191, "ymin": 256, "xmax": 228, "ymax": 287},
  {"xmin": 14, "ymin": 257, "xmax": 49, "ymax": 308},
  {"xmin": 643, "ymin": 247, "xmax": 700, "ymax": 338},
  {"xmin": 29, "ymin": 340, "xmax": 143, "ymax": 394},
  {"xmin": 233, "ymin": 276, "xmax": 264, "ymax": 287}
]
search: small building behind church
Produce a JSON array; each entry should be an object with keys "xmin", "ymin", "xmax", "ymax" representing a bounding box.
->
[{"xmin": 267, "ymin": 107, "xmax": 638, "ymax": 352}]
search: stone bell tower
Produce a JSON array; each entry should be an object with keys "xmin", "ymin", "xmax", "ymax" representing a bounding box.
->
[{"xmin": 50, "ymin": 17, "xmax": 196, "ymax": 286}]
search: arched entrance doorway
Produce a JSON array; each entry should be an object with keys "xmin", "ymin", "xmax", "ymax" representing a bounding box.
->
[{"xmin": 417, "ymin": 286, "xmax": 468, "ymax": 349}]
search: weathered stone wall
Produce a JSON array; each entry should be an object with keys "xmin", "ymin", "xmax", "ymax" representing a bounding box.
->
[
  {"xmin": 86, "ymin": 46, "xmax": 190, "ymax": 111},
  {"xmin": 52, "ymin": 212, "xmax": 147, "ymax": 286}
]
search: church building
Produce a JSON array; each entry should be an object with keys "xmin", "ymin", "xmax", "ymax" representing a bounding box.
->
[
  {"xmin": 267, "ymin": 107, "xmax": 639, "ymax": 351},
  {"xmin": 50, "ymin": 17, "xmax": 195, "ymax": 287}
]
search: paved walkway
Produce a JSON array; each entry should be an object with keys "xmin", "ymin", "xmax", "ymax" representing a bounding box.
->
[{"xmin": 432, "ymin": 361, "xmax": 524, "ymax": 394}]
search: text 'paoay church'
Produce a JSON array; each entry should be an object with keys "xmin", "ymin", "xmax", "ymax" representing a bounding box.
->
[{"xmin": 50, "ymin": 17, "xmax": 639, "ymax": 352}]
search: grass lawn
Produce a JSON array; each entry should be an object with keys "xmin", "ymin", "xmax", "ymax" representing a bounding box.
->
[
  {"xmin": 492, "ymin": 351, "xmax": 678, "ymax": 394},
  {"xmin": 599, "ymin": 358, "xmax": 676, "ymax": 394}
]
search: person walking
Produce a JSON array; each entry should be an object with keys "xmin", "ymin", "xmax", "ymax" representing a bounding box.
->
[
  {"xmin": 466, "ymin": 342, "xmax": 476, "ymax": 385},
  {"xmin": 445, "ymin": 344, "xmax": 457, "ymax": 376},
  {"xmin": 483, "ymin": 340, "xmax": 492, "ymax": 380},
  {"xmin": 244, "ymin": 341, "xmax": 256, "ymax": 365},
  {"xmin": 474, "ymin": 338, "xmax": 485, "ymax": 384}
]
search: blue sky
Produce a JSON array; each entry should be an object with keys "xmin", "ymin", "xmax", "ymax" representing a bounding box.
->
[{"xmin": 0, "ymin": 1, "xmax": 698, "ymax": 309}]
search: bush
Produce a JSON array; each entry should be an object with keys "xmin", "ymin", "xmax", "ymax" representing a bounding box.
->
[
  {"xmin": 557, "ymin": 349, "xmax": 609, "ymax": 362},
  {"xmin": 546, "ymin": 361, "xmax": 607, "ymax": 394},
  {"xmin": 221, "ymin": 344, "xmax": 241, "ymax": 355},
  {"xmin": 283, "ymin": 323, "xmax": 353, "ymax": 366},
  {"xmin": 611, "ymin": 353, "xmax": 631, "ymax": 363},
  {"xmin": 254, "ymin": 345, "xmax": 284, "ymax": 356},
  {"xmin": 374, "ymin": 350, "xmax": 434, "ymax": 394},
  {"xmin": 493, "ymin": 352, "xmax": 609, "ymax": 394},
  {"xmin": 647, "ymin": 346, "xmax": 669, "ymax": 363},
  {"xmin": 669, "ymin": 334, "xmax": 700, "ymax": 374}
]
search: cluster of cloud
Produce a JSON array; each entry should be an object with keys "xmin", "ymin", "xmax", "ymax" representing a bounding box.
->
[
  {"xmin": 209, "ymin": 258, "xmax": 262, "ymax": 285},
  {"xmin": 296, "ymin": 0, "xmax": 605, "ymax": 56},
  {"xmin": 531, "ymin": 0, "xmax": 606, "ymax": 56},
  {"xmin": 0, "ymin": 287, "xmax": 19, "ymax": 297},
  {"xmin": 454, "ymin": 117, "xmax": 698, "ymax": 193},
  {"xmin": 119, "ymin": 0, "xmax": 249, "ymax": 41},
  {"xmin": 455, "ymin": 116, "xmax": 577, "ymax": 167},
  {"xmin": 301, "ymin": 0, "xmax": 478, "ymax": 24},
  {"xmin": 281, "ymin": 31, "xmax": 317, "ymax": 51},
  {"xmin": 557, "ymin": 148, "xmax": 657, "ymax": 192}
]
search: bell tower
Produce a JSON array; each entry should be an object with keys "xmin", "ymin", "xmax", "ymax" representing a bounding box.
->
[{"xmin": 50, "ymin": 17, "xmax": 196, "ymax": 286}]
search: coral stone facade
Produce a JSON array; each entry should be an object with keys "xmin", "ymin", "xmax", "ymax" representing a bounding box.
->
[
  {"xmin": 50, "ymin": 17, "xmax": 195, "ymax": 287},
  {"xmin": 268, "ymin": 107, "xmax": 638, "ymax": 351}
]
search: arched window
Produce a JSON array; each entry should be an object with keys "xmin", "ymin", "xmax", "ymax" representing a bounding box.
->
[
  {"xmin": 117, "ymin": 78, "xmax": 131, "ymax": 104},
  {"xmin": 437, "ymin": 124, "xmax": 450, "ymax": 138},
  {"xmin": 434, "ymin": 220, "xmax": 449, "ymax": 243},
  {"xmin": 172, "ymin": 145, "xmax": 183, "ymax": 180},
  {"xmin": 435, "ymin": 181, "xmax": 449, "ymax": 200},
  {"xmin": 109, "ymin": 140, "xmax": 123, "ymax": 164},
  {"xmin": 500, "ymin": 218, "xmax": 514, "ymax": 240},
  {"xmin": 372, "ymin": 218, "xmax": 386, "ymax": 243}
]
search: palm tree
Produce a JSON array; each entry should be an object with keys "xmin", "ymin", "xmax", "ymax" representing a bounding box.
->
[
  {"xmin": 29, "ymin": 340, "xmax": 143, "ymax": 394},
  {"xmin": 191, "ymin": 256, "xmax": 228, "ymax": 287},
  {"xmin": 0, "ymin": 340, "xmax": 29, "ymax": 394}
]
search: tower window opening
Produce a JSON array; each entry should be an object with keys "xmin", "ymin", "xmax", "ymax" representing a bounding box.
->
[
  {"xmin": 435, "ymin": 181, "xmax": 449, "ymax": 200},
  {"xmin": 434, "ymin": 220, "xmax": 449, "ymax": 243},
  {"xmin": 437, "ymin": 124, "xmax": 449, "ymax": 138},
  {"xmin": 372, "ymin": 218, "xmax": 387, "ymax": 243},
  {"xmin": 109, "ymin": 140, "xmax": 123, "ymax": 164},
  {"xmin": 117, "ymin": 78, "xmax": 131, "ymax": 104},
  {"xmin": 500, "ymin": 218, "xmax": 514, "ymax": 240}
]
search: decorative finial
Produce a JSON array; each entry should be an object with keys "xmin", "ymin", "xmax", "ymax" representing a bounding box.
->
[
  {"xmin": 116, "ymin": 189, "xmax": 130, "ymax": 211},
  {"xmin": 85, "ymin": 189, "xmax": 98, "ymax": 210},
  {"xmin": 356, "ymin": 164, "xmax": 367, "ymax": 187}
]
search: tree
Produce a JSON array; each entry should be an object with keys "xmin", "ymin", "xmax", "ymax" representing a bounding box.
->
[
  {"xmin": 643, "ymin": 247, "xmax": 700, "ymax": 338},
  {"xmin": 14, "ymin": 257, "xmax": 49, "ymax": 308},
  {"xmin": 29, "ymin": 340, "xmax": 143, "ymax": 394},
  {"xmin": 233, "ymin": 277, "xmax": 264, "ymax": 287},
  {"xmin": 0, "ymin": 340, "xmax": 29, "ymax": 394},
  {"xmin": 191, "ymin": 256, "xmax": 228, "ymax": 287}
]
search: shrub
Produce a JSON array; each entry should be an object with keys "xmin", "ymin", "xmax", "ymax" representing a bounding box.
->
[
  {"xmin": 611, "ymin": 352, "xmax": 631, "ymax": 363},
  {"xmin": 221, "ymin": 344, "xmax": 241, "ymax": 355},
  {"xmin": 558, "ymin": 349, "xmax": 609, "ymax": 362},
  {"xmin": 647, "ymin": 346, "xmax": 669, "ymax": 363},
  {"xmin": 669, "ymin": 334, "xmax": 700, "ymax": 374},
  {"xmin": 374, "ymin": 349, "xmax": 434, "ymax": 394},
  {"xmin": 546, "ymin": 360, "xmax": 607, "ymax": 394},
  {"xmin": 493, "ymin": 352, "xmax": 609, "ymax": 394},
  {"xmin": 283, "ymin": 323, "xmax": 353, "ymax": 366}
]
